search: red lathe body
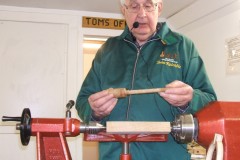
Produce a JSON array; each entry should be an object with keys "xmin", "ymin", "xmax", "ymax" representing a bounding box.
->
[
  {"xmin": 2, "ymin": 101, "xmax": 240, "ymax": 160},
  {"xmin": 195, "ymin": 101, "xmax": 240, "ymax": 160}
]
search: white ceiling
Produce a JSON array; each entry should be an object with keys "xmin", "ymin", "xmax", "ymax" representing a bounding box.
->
[{"xmin": 0, "ymin": 0, "xmax": 196, "ymax": 19}]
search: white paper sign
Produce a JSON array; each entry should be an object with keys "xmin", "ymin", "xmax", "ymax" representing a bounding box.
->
[{"xmin": 225, "ymin": 34, "xmax": 240, "ymax": 74}]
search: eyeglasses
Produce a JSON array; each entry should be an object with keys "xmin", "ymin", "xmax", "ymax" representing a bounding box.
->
[{"xmin": 124, "ymin": 2, "xmax": 158, "ymax": 13}]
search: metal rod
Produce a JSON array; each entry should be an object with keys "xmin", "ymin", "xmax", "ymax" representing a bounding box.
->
[
  {"xmin": 122, "ymin": 142, "xmax": 129, "ymax": 154},
  {"xmin": 2, "ymin": 116, "xmax": 21, "ymax": 122}
]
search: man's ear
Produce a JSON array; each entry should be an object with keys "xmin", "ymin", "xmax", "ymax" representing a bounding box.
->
[
  {"xmin": 121, "ymin": 6, "xmax": 126, "ymax": 16},
  {"xmin": 158, "ymin": 2, "xmax": 163, "ymax": 16}
]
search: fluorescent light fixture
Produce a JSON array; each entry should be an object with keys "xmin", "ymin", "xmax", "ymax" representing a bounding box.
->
[
  {"xmin": 83, "ymin": 43, "xmax": 102, "ymax": 49},
  {"xmin": 84, "ymin": 37, "xmax": 108, "ymax": 41},
  {"xmin": 83, "ymin": 35, "xmax": 108, "ymax": 49}
]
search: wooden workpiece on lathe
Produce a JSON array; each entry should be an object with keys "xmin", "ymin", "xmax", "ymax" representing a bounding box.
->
[
  {"xmin": 107, "ymin": 88, "xmax": 167, "ymax": 98},
  {"xmin": 106, "ymin": 121, "xmax": 171, "ymax": 134}
]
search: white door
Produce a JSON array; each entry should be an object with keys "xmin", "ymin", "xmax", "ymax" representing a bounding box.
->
[{"xmin": 0, "ymin": 8, "xmax": 81, "ymax": 159}]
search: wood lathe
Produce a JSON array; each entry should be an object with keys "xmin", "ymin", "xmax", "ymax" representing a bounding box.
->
[{"xmin": 2, "ymin": 101, "xmax": 240, "ymax": 160}]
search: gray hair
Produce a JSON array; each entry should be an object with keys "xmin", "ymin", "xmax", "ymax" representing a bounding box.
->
[
  {"xmin": 120, "ymin": 0, "xmax": 162, "ymax": 6},
  {"xmin": 120, "ymin": 0, "xmax": 125, "ymax": 6}
]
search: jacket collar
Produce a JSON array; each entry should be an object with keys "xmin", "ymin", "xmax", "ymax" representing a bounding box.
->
[{"xmin": 119, "ymin": 22, "xmax": 179, "ymax": 45}]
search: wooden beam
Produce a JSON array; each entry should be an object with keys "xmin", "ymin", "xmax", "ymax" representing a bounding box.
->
[{"xmin": 106, "ymin": 121, "xmax": 171, "ymax": 134}]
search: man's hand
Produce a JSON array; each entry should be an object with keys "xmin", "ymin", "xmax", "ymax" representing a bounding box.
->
[
  {"xmin": 88, "ymin": 89, "xmax": 118, "ymax": 120},
  {"xmin": 159, "ymin": 80, "xmax": 193, "ymax": 108}
]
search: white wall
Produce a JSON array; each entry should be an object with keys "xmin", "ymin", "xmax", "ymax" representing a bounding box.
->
[{"xmin": 167, "ymin": 0, "xmax": 240, "ymax": 101}]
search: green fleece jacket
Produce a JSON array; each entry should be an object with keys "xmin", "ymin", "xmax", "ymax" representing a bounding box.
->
[{"xmin": 76, "ymin": 22, "xmax": 217, "ymax": 160}]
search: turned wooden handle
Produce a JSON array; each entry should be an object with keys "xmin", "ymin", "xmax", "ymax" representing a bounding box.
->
[
  {"xmin": 107, "ymin": 88, "xmax": 127, "ymax": 98},
  {"xmin": 107, "ymin": 88, "xmax": 167, "ymax": 98},
  {"xmin": 127, "ymin": 88, "xmax": 167, "ymax": 95}
]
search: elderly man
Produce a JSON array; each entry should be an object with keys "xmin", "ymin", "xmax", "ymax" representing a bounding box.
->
[{"xmin": 76, "ymin": 0, "xmax": 217, "ymax": 159}]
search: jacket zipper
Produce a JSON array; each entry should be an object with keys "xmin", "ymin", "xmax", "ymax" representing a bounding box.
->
[{"xmin": 123, "ymin": 37, "xmax": 161, "ymax": 120}]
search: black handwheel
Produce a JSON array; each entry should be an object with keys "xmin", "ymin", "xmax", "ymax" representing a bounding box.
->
[
  {"xmin": 19, "ymin": 108, "xmax": 31, "ymax": 145},
  {"xmin": 2, "ymin": 108, "xmax": 32, "ymax": 146}
]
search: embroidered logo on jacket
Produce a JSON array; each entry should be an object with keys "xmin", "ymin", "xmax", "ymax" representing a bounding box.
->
[{"xmin": 156, "ymin": 51, "xmax": 181, "ymax": 69}]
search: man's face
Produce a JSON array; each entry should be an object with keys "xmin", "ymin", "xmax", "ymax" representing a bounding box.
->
[{"xmin": 121, "ymin": 0, "xmax": 162, "ymax": 43}]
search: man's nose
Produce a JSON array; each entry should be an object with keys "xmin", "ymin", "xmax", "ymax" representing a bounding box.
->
[{"xmin": 137, "ymin": 5, "xmax": 147, "ymax": 17}]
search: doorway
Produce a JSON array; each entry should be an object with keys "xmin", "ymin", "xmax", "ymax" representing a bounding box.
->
[{"xmin": 82, "ymin": 35, "xmax": 107, "ymax": 160}]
